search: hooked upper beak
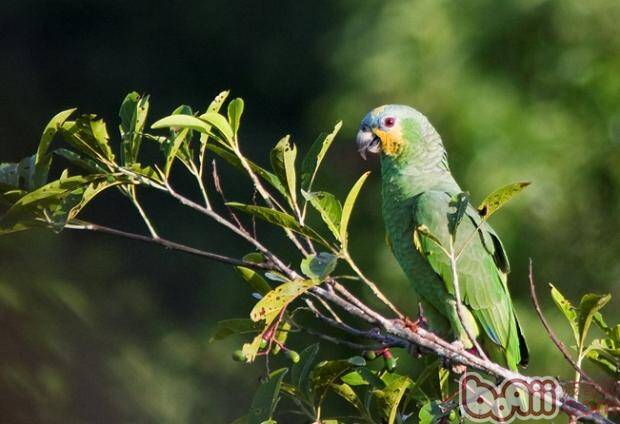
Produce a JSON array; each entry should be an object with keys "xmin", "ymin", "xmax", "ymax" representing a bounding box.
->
[{"xmin": 356, "ymin": 127, "xmax": 381, "ymax": 160}]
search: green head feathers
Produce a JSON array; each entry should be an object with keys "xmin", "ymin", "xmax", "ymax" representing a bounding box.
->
[{"xmin": 356, "ymin": 104, "xmax": 447, "ymax": 171}]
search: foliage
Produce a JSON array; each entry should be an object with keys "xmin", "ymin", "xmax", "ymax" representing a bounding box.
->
[{"xmin": 0, "ymin": 92, "xmax": 618, "ymax": 423}]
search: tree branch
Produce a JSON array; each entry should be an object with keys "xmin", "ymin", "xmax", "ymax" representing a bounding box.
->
[{"xmin": 65, "ymin": 220, "xmax": 276, "ymax": 271}]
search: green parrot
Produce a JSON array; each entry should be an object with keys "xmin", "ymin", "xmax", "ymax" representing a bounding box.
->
[{"xmin": 356, "ymin": 105, "xmax": 528, "ymax": 370}]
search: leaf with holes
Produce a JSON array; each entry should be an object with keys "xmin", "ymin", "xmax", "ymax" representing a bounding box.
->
[
  {"xmin": 549, "ymin": 283, "xmax": 579, "ymax": 344},
  {"xmin": 250, "ymin": 279, "xmax": 319, "ymax": 323},
  {"xmin": 301, "ymin": 252, "xmax": 338, "ymax": 281},
  {"xmin": 477, "ymin": 182, "xmax": 530, "ymax": 219},
  {"xmin": 303, "ymin": 191, "xmax": 342, "ymax": 240},
  {"xmin": 270, "ymin": 135, "xmax": 298, "ymax": 208}
]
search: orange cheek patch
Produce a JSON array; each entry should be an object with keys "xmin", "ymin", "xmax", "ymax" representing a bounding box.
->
[{"xmin": 374, "ymin": 129, "xmax": 403, "ymax": 156}]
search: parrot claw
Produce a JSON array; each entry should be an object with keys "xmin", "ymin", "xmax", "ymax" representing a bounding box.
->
[{"xmin": 399, "ymin": 303, "xmax": 428, "ymax": 332}]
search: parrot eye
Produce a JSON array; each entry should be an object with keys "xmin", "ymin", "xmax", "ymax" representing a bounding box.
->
[{"xmin": 383, "ymin": 117, "xmax": 396, "ymax": 128}]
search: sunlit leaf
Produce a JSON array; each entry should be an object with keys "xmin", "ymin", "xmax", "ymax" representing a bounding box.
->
[
  {"xmin": 577, "ymin": 293, "xmax": 611, "ymax": 347},
  {"xmin": 35, "ymin": 108, "xmax": 76, "ymax": 188},
  {"xmin": 164, "ymin": 128, "xmax": 191, "ymax": 177},
  {"xmin": 300, "ymin": 252, "xmax": 337, "ymax": 281},
  {"xmin": 210, "ymin": 318, "xmax": 261, "ymax": 342},
  {"xmin": 378, "ymin": 373, "xmax": 412, "ymax": 424},
  {"xmin": 418, "ymin": 400, "xmax": 457, "ymax": 424},
  {"xmin": 198, "ymin": 111, "xmax": 234, "ymax": 144},
  {"xmin": 227, "ymin": 203, "xmax": 328, "ymax": 246},
  {"xmin": 119, "ymin": 92, "xmax": 150, "ymax": 165},
  {"xmin": 235, "ymin": 266, "xmax": 272, "ymax": 296},
  {"xmin": 227, "ymin": 98, "xmax": 244, "ymax": 139},
  {"xmin": 152, "ymin": 114, "xmax": 215, "ymax": 135},
  {"xmin": 301, "ymin": 122, "xmax": 341, "ymax": 191},
  {"xmin": 477, "ymin": 181, "xmax": 530, "ymax": 219},
  {"xmin": 340, "ymin": 171, "xmax": 370, "ymax": 250},
  {"xmin": 61, "ymin": 115, "xmax": 115, "ymax": 165},
  {"xmin": 250, "ymin": 279, "xmax": 319, "ymax": 322},
  {"xmin": 199, "ymin": 90, "xmax": 230, "ymax": 168},
  {"xmin": 302, "ymin": 191, "xmax": 342, "ymax": 240},
  {"xmin": 248, "ymin": 368, "xmax": 288, "ymax": 424},
  {"xmin": 270, "ymin": 135, "xmax": 298, "ymax": 208},
  {"xmin": 310, "ymin": 360, "xmax": 357, "ymax": 405},
  {"xmin": 549, "ymin": 283, "xmax": 579, "ymax": 344}
]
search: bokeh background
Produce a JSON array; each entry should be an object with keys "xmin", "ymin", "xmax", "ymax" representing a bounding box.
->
[{"xmin": 1, "ymin": 0, "xmax": 619, "ymax": 422}]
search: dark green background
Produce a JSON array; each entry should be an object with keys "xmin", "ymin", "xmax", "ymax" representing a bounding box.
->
[{"xmin": 1, "ymin": 1, "xmax": 618, "ymax": 422}]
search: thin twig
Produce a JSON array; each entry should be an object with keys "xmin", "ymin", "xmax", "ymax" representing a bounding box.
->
[
  {"xmin": 342, "ymin": 253, "xmax": 404, "ymax": 319},
  {"xmin": 211, "ymin": 159, "xmax": 247, "ymax": 231},
  {"xmin": 65, "ymin": 220, "xmax": 276, "ymax": 271}
]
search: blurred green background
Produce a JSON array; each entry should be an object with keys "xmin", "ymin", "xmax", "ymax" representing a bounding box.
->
[{"xmin": 1, "ymin": 0, "xmax": 619, "ymax": 422}]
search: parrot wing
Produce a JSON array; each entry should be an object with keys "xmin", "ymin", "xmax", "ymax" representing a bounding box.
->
[{"xmin": 412, "ymin": 190, "xmax": 527, "ymax": 369}]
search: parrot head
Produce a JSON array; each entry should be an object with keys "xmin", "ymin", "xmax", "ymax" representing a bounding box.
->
[{"xmin": 356, "ymin": 104, "xmax": 441, "ymax": 162}]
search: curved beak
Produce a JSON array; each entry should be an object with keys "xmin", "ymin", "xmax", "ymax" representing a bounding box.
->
[{"xmin": 356, "ymin": 127, "xmax": 381, "ymax": 160}]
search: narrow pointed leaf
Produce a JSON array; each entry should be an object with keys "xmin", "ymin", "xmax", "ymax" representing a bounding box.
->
[
  {"xmin": 303, "ymin": 191, "xmax": 342, "ymax": 240},
  {"xmin": 227, "ymin": 203, "xmax": 328, "ymax": 246},
  {"xmin": 301, "ymin": 121, "xmax": 341, "ymax": 190},
  {"xmin": 549, "ymin": 283, "xmax": 579, "ymax": 344},
  {"xmin": 578, "ymin": 293, "xmax": 611, "ymax": 347},
  {"xmin": 340, "ymin": 171, "xmax": 370, "ymax": 250},
  {"xmin": 448, "ymin": 192, "xmax": 469, "ymax": 237},
  {"xmin": 227, "ymin": 98, "xmax": 244, "ymax": 138},
  {"xmin": 248, "ymin": 368, "xmax": 288, "ymax": 424},
  {"xmin": 270, "ymin": 136, "xmax": 298, "ymax": 208},
  {"xmin": 477, "ymin": 181, "xmax": 530, "ymax": 219}
]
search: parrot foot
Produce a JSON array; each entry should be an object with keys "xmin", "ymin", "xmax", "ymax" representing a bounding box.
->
[{"xmin": 399, "ymin": 303, "xmax": 428, "ymax": 332}]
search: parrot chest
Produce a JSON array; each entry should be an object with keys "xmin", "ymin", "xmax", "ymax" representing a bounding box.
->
[{"xmin": 381, "ymin": 192, "xmax": 448, "ymax": 307}]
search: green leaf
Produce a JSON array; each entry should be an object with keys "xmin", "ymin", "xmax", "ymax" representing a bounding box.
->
[
  {"xmin": 448, "ymin": 192, "xmax": 469, "ymax": 237},
  {"xmin": 302, "ymin": 191, "xmax": 342, "ymax": 240},
  {"xmin": 207, "ymin": 144, "xmax": 287, "ymax": 197},
  {"xmin": 235, "ymin": 267, "xmax": 272, "ymax": 296},
  {"xmin": 151, "ymin": 114, "xmax": 216, "ymax": 136},
  {"xmin": 418, "ymin": 400, "xmax": 457, "ymax": 424},
  {"xmin": 340, "ymin": 171, "xmax": 371, "ymax": 250},
  {"xmin": 164, "ymin": 127, "xmax": 192, "ymax": 177},
  {"xmin": 0, "ymin": 174, "xmax": 126, "ymax": 234},
  {"xmin": 329, "ymin": 383, "xmax": 365, "ymax": 413},
  {"xmin": 270, "ymin": 136, "xmax": 298, "ymax": 208},
  {"xmin": 54, "ymin": 148, "xmax": 107, "ymax": 173},
  {"xmin": 477, "ymin": 181, "xmax": 530, "ymax": 219},
  {"xmin": 248, "ymin": 368, "xmax": 288, "ymax": 424},
  {"xmin": 413, "ymin": 224, "xmax": 444, "ymax": 254},
  {"xmin": 577, "ymin": 293, "xmax": 611, "ymax": 348},
  {"xmin": 341, "ymin": 369, "xmax": 385, "ymax": 388},
  {"xmin": 250, "ymin": 279, "xmax": 319, "ymax": 323},
  {"xmin": 300, "ymin": 252, "xmax": 337, "ymax": 280},
  {"xmin": 301, "ymin": 122, "xmax": 341, "ymax": 191},
  {"xmin": 119, "ymin": 92, "xmax": 150, "ymax": 165},
  {"xmin": 378, "ymin": 374, "xmax": 412, "ymax": 424},
  {"xmin": 35, "ymin": 108, "xmax": 76, "ymax": 188},
  {"xmin": 61, "ymin": 115, "xmax": 116, "ymax": 164},
  {"xmin": 310, "ymin": 360, "xmax": 356, "ymax": 404},
  {"xmin": 549, "ymin": 283, "xmax": 579, "ymax": 344},
  {"xmin": 291, "ymin": 343, "xmax": 319, "ymax": 393},
  {"xmin": 210, "ymin": 318, "xmax": 261, "ymax": 342},
  {"xmin": 198, "ymin": 90, "xmax": 230, "ymax": 167},
  {"xmin": 227, "ymin": 98, "xmax": 244, "ymax": 138},
  {"xmin": 227, "ymin": 203, "xmax": 328, "ymax": 247},
  {"xmin": 199, "ymin": 111, "xmax": 234, "ymax": 144}
]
